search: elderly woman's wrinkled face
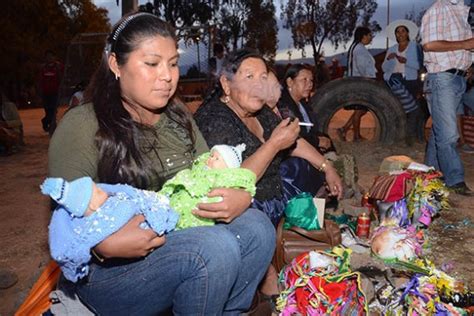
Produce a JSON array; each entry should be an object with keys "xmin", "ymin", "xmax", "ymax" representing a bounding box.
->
[
  {"xmin": 395, "ymin": 26, "xmax": 409, "ymax": 43},
  {"xmin": 223, "ymin": 57, "xmax": 268, "ymax": 115},
  {"xmin": 287, "ymin": 69, "xmax": 313, "ymax": 102}
]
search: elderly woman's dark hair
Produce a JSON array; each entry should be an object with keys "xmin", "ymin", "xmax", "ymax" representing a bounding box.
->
[
  {"xmin": 84, "ymin": 12, "xmax": 192, "ymax": 189},
  {"xmin": 202, "ymin": 48, "xmax": 267, "ymax": 103},
  {"xmin": 282, "ymin": 63, "xmax": 313, "ymax": 88}
]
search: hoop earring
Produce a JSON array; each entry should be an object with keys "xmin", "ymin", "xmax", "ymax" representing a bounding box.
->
[{"xmin": 115, "ymin": 73, "xmax": 119, "ymax": 80}]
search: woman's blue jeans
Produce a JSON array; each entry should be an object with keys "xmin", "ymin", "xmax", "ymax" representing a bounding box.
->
[
  {"xmin": 424, "ymin": 72, "xmax": 466, "ymax": 186},
  {"xmin": 75, "ymin": 209, "xmax": 275, "ymax": 315}
]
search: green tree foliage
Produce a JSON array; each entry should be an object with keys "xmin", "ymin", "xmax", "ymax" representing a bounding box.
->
[
  {"xmin": 142, "ymin": 1, "xmax": 213, "ymax": 40},
  {"xmin": 244, "ymin": 0, "xmax": 278, "ymax": 60},
  {"xmin": 281, "ymin": 0, "xmax": 381, "ymax": 65},
  {"xmin": 214, "ymin": 1, "xmax": 249, "ymax": 51},
  {"xmin": 142, "ymin": 1, "xmax": 278, "ymax": 60},
  {"xmin": 0, "ymin": 0, "xmax": 109, "ymax": 93}
]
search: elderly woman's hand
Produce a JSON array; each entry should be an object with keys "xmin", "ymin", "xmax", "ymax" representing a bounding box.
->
[
  {"xmin": 324, "ymin": 166, "xmax": 344, "ymax": 199},
  {"xmin": 268, "ymin": 118, "xmax": 300, "ymax": 151},
  {"xmin": 193, "ymin": 188, "xmax": 252, "ymax": 223}
]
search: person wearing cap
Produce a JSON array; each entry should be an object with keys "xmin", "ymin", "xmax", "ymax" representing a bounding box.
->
[
  {"xmin": 421, "ymin": 0, "xmax": 474, "ymax": 196},
  {"xmin": 41, "ymin": 177, "xmax": 179, "ymax": 282},
  {"xmin": 382, "ymin": 19, "xmax": 423, "ymax": 146},
  {"xmin": 158, "ymin": 144, "xmax": 257, "ymax": 229}
]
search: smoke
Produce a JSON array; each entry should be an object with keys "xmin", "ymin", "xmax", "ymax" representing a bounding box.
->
[{"xmin": 225, "ymin": 72, "xmax": 282, "ymax": 108}]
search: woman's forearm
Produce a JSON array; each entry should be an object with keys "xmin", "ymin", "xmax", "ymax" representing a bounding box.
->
[
  {"xmin": 241, "ymin": 140, "xmax": 281, "ymax": 180},
  {"xmin": 290, "ymin": 138, "xmax": 328, "ymax": 171},
  {"xmin": 423, "ymin": 38, "xmax": 474, "ymax": 52}
]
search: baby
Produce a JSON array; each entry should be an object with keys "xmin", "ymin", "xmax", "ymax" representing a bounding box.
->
[
  {"xmin": 42, "ymin": 144, "xmax": 256, "ymax": 281},
  {"xmin": 41, "ymin": 177, "xmax": 178, "ymax": 282},
  {"xmin": 158, "ymin": 143, "xmax": 256, "ymax": 229}
]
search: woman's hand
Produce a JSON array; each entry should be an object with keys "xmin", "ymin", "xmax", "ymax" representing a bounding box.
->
[
  {"xmin": 268, "ymin": 118, "xmax": 300, "ymax": 151},
  {"xmin": 324, "ymin": 166, "xmax": 344, "ymax": 200},
  {"xmin": 94, "ymin": 215, "xmax": 166, "ymax": 258},
  {"xmin": 193, "ymin": 188, "xmax": 252, "ymax": 223},
  {"xmin": 387, "ymin": 53, "xmax": 397, "ymax": 60},
  {"xmin": 395, "ymin": 55, "xmax": 407, "ymax": 64},
  {"xmin": 318, "ymin": 136, "xmax": 332, "ymax": 151}
]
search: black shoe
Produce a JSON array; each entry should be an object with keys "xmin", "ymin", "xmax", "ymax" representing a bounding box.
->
[{"xmin": 448, "ymin": 182, "xmax": 473, "ymax": 196}]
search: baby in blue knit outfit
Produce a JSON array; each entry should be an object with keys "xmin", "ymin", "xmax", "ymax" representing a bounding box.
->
[{"xmin": 41, "ymin": 177, "xmax": 179, "ymax": 282}]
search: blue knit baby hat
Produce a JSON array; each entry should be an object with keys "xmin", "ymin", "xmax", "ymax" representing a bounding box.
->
[{"xmin": 41, "ymin": 177, "xmax": 94, "ymax": 217}]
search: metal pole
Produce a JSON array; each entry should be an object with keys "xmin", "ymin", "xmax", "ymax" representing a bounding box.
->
[
  {"xmin": 121, "ymin": 0, "xmax": 138, "ymax": 17},
  {"xmin": 197, "ymin": 41, "xmax": 201, "ymax": 74},
  {"xmin": 386, "ymin": 0, "xmax": 390, "ymax": 49}
]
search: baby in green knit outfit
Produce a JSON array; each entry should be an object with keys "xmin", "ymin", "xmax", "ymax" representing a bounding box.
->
[{"xmin": 158, "ymin": 143, "xmax": 257, "ymax": 229}]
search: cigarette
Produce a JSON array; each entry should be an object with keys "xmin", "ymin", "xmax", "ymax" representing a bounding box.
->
[{"xmin": 298, "ymin": 122, "xmax": 314, "ymax": 127}]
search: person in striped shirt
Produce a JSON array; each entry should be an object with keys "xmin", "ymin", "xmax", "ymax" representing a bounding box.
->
[{"xmin": 421, "ymin": 0, "xmax": 474, "ymax": 196}]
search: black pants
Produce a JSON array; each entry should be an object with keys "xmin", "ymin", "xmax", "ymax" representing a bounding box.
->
[{"xmin": 42, "ymin": 94, "xmax": 58, "ymax": 132}]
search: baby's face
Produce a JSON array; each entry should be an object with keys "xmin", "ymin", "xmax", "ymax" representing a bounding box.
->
[
  {"xmin": 84, "ymin": 183, "xmax": 108, "ymax": 216},
  {"xmin": 206, "ymin": 151, "xmax": 228, "ymax": 169}
]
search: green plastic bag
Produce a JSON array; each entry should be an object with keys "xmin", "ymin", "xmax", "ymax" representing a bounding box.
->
[{"xmin": 283, "ymin": 192, "xmax": 321, "ymax": 230}]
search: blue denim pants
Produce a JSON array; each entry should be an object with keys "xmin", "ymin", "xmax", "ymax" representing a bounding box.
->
[
  {"xmin": 424, "ymin": 72, "xmax": 466, "ymax": 186},
  {"xmin": 75, "ymin": 209, "xmax": 275, "ymax": 315},
  {"xmin": 463, "ymin": 86, "xmax": 474, "ymax": 114}
]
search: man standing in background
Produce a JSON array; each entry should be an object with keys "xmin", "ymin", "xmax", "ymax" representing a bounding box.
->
[
  {"xmin": 421, "ymin": 0, "xmax": 474, "ymax": 195},
  {"xmin": 38, "ymin": 50, "xmax": 63, "ymax": 134}
]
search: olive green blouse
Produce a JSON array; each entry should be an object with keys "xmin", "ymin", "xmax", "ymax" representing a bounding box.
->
[{"xmin": 48, "ymin": 103, "xmax": 209, "ymax": 191}]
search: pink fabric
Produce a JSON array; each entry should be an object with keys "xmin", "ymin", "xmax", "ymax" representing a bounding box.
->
[{"xmin": 420, "ymin": 0, "xmax": 472, "ymax": 73}]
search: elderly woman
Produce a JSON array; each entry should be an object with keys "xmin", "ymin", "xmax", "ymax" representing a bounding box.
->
[
  {"xmin": 195, "ymin": 49, "xmax": 343, "ymax": 225},
  {"xmin": 194, "ymin": 49, "xmax": 343, "ymax": 306}
]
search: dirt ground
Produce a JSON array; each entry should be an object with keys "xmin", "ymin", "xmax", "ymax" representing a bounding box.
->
[{"xmin": 0, "ymin": 107, "xmax": 473, "ymax": 316}]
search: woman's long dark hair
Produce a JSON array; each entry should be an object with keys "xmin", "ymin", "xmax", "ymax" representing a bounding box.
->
[
  {"xmin": 84, "ymin": 13, "xmax": 194, "ymax": 188},
  {"xmin": 347, "ymin": 26, "xmax": 371, "ymax": 76},
  {"xmin": 201, "ymin": 48, "xmax": 266, "ymax": 106}
]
